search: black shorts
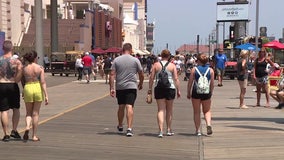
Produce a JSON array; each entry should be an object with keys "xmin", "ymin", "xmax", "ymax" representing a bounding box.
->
[
  {"xmin": 104, "ymin": 68, "xmax": 111, "ymax": 75},
  {"xmin": 0, "ymin": 83, "xmax": 20, "ymax": 111},
  {"xmin": 154, "ymin": 87, "xmax": 176, "ymax": 100},
  {"xmin": 83, "ymin": 66, "xmax": 92, "ymax": 75},
  {"xmin": 116, "ymin": 89, "xmax": 137, "ymax": 106},
  {"xmin": 191, "ymin": 89, "xmax": 212, "ymax": 101}
]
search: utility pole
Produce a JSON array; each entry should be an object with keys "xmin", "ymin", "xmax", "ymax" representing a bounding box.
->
[
  {"xmin": 208, "ymin": 34, "xmax": 211, "ymax": 56},
  {"xmin": 216, "ymin": 23, "xmax": 219, "ymax": 49},
  {"xmin": 197, "ymin": 35, "xmax": 200, "ymax": 54},
  {"xmin": 234, "ymin": 0, "xmax": 248, "ymax": 39},
  {"xmin": 255, "ymin": 0, "xmax": 259, "ymax": 50},
  {"xmin": 51, "ymin": 0, "xmax": 58, "ymax": 52},
  {"xmin": 35, "ymin": 0, "xmax": 43, "ymax": 66}
]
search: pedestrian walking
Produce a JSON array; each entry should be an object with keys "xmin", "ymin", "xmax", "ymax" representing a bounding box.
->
[
  {"xmin": 215, "ymin": 48, "xmax": 227, "ymax": 86},
  {"xmin": 109, "ymin": 43, "xmax": 144, "ymax": 137},
  {"xmin": 43, "ymin": 54, "xmax": 50, "ymax": 70},
  {"xmin": 82, "ymin": 52, "xmax": 93, "ymax": 83},
  {"xmin": 103, "ymin": 55, "xmax": 112, "ymax": 84},
  {"xmin": 187, "ymin": 53, "xmax": 214, "ymax": 136},
  {"xmin": 22, "ymin": 51, "xmax": 48, "ymax": 142},
  {"xmin": 148, "ymin": 49, "xmax": 181, "ymax": 138},
  {"xmin": 75, "ymin": 55, "xmax": 83, "ymax": 81},
  {"xmin": 0, "ymin": 40, "xmax": 23, "ymax": 141},
  {"xmin": 237, "ymin": 50, "xmax": 249, "ymax": 109},
  {"xmin": 253, "ymin": 49, "xmax": 274, "ymax": 108}
]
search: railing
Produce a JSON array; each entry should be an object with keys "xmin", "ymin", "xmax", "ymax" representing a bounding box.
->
[{"xmin": 17, "ymin": 14, "xmax": 32, "ymax": 46}]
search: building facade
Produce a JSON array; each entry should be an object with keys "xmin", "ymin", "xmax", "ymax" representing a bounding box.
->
[{"xmin": 0, "ymin": 0, "xmax": 123, "ymax": 53}]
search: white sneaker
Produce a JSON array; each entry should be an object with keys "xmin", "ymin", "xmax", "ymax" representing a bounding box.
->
[
  {"xmin": 196, "ymin": 132, "xmax": 202, "ymax": 136},
  {"xmin": 158, "ymin": 132, "xmax": 163, "ymax": 138},
  {"xmin": 166, "ymin": 131, "xmax": 174, "ymax": 136}
]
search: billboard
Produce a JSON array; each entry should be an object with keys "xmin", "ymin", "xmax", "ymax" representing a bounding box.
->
[
  {"xmin": 0, "ymin": 32, "xmax": 5, "ymax": 56},
  {"xmin": 217, "ymin": 2, "xmax": 249, "ymax": 22}
]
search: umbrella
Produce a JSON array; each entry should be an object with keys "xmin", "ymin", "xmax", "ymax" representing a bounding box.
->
[
  {"xmin": 235, "ymin": 43, "xmax": 258, "ymax": 50},
  {"xmin": 91, "ymin": 48, "xmax": 106, "ymax": 54},
  {"xmin": 263, "ymin": 40, "xmax": 284, "ymax": 49},
  {"xmin": 105, "ymin": 47, "xmax": 122, "ymax": 53}
]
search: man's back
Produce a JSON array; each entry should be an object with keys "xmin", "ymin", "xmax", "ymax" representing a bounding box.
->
[
  {"xmin": 82, "ymin": 55, "xmax": 92, "ymax": 67},
  {"xmin": 0, "ymin": 56, "xmax": 21, "ymax": 82},
  {"xmin": 112, "ymin": 54, "xmax": 142, "ymax": 90}
]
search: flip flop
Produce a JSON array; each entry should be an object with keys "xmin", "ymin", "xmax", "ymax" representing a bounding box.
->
[{"xmin": 32, "ymin": 137, "xmax": 40, "ymax": 142}]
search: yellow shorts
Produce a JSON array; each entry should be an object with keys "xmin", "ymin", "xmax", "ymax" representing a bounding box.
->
[{"xmin": 23, "ymin": 81, "xmax": 44, "ymax": 103}]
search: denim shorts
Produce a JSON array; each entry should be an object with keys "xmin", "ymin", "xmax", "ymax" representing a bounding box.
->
[{"xmin": 256, "ymin": 76, "xmax": 268, "ymax": 84}]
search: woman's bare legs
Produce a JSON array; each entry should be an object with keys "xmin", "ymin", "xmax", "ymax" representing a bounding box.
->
[
  {"xmin": 165, "ymin": 99, "xmax": 174, "ymax": 133},
  {"xmin": 192, "ymin": 98, "xmax": 201, "ymax": 133},
  {"xmin": 201, "ymin": 99, "xmax": 212, "ymax": 127},
  {"xmin": 256, "ymin": 83, "xmax": 262, "ymax": 106},
  {"xmin": 262, "ymin": 84, "xmax": 270, "ymax": 107},
  {"xmin": 25, "ymin": 102, "xmax": 33, "ymax": 131},
  {"xmin": 32, "ymin": 102, "xmax": 41, "ymax": 140},
  {"xmin": 25, "ymin": 102, "xmax": 41, "ymax": 141},
  {"xmin": 156, "ymin": 99, "xmax": 166, "ymax": 133}
]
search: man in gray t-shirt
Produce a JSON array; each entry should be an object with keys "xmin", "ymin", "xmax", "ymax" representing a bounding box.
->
[{"xmin": 109, "ymin": 43, "xmax": 144, "ymax": 137}]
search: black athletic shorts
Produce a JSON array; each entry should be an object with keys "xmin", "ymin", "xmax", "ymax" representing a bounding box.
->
[
  {"xmin": 0, "ymin": 83, "xmax": 20, "ymax": 111},
  {"xmin": 116, "ymin": 89, "xmax": 137, "ymax": 106},
  {"xmin": 154, "ymin": 87, "xmax": 176, "ymax": 100},
  {"xmin": 191, "ymin": 89, "xmax": 212, "ymax": 101}
]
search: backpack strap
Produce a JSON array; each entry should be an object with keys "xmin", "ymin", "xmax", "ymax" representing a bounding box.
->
[
  {"xmin": 195, "ymin": 67, "xmax": 210, "ymax": 76},
  {"xmin": 160, "ymin": 61, "xmax": 170, "ymax": 71},
  {"xmin": 204, "ymin": 67, "xmax": 210, "ymax": 77}
]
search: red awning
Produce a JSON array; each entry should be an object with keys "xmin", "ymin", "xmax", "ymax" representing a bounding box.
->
[
  {"xmin": 263, "ymin": 40, "xmax": 284, "ymax": 49},
  {"xmin": 91, "ymin": 48, "xmax": 106, "ymax": 54},
  {"xmin": 105, "ymin": 47, "xmax": 122, "ymax": 53}
]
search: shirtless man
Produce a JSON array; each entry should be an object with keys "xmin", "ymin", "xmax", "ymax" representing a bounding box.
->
[{"xmin": 0, "ymin": 40, "xmax": 23, "ymax": 141}]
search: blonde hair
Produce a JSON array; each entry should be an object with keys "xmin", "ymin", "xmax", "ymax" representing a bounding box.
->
[{"xmin": 240, "ymin": 50, "xmax": 248, "ymax": 58}]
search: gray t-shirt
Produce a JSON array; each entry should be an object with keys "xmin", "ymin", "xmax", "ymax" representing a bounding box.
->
[{"xmin": 111, "ymin": 54, "xmax": 143, "ymax": 90}]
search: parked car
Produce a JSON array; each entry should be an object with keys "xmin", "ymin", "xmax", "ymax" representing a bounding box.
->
[{"xmin": 50, "ymin": 51, "xmax": 84, "ymax": 76}]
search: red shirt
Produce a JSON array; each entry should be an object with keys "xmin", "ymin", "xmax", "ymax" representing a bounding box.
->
[{"xmin": 82, "ymin": 55, "xmax": 93, "ymax": 67}]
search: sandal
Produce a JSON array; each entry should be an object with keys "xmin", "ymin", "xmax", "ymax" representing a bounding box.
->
[
  {"xmin": 32, "ymin": 137, "xmax": 40, "ymax": 142},
  {"xmin": 23, "ymin": 130, "xmax": 29, "ymax": 141}
]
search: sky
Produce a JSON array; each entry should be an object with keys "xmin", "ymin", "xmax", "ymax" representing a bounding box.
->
[{"xmin": 147, "ymin": 0, "xmax": 284, "ymax": 53}]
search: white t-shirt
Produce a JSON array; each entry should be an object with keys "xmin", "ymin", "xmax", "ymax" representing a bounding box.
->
[{"xmin": 174, "ymin": 60, "xmax": 182, "ymax": 69}]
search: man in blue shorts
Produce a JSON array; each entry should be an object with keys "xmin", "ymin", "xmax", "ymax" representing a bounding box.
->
[
  {"xmin": 215, "ymin": 48, "xmax": 227, "ymax": 86},
  {"xmin": 109, "ymin": 43, "xmax": 144, "ymax": 137}
]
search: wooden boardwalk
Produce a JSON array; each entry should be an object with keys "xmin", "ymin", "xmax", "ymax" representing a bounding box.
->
[{"xmin": 0, "ymin": 75, "xmax": 284, "ymax": 160}]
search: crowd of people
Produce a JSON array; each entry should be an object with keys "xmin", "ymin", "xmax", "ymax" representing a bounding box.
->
[
  {"xmin": 108, "ymin": 43, "xmax": 213, "ymax": 137},
  {"xmin": 0, "ymin": 40, "xmax": 48, "ymax": 142},
  {"xmin": 108, "ymin": 44, "xmax": 284, "ymax": 138},
  {"xmin": 2, "ymin": 39, "xmax": 284, "ymax": 141}
]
